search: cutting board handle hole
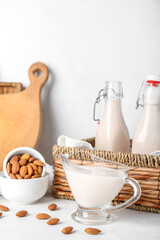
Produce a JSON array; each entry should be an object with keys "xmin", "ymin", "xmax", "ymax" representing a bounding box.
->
[{"xmin": 33, "ymin": 69, "xmax": 43, "ymax": 78}]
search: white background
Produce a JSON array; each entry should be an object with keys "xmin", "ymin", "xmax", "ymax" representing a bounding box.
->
[{"xmin": 0, "ymin": 0, "xmax": 160, "ymax": 163}]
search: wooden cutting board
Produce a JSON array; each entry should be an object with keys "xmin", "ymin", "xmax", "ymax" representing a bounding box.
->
[
  {"xmin": 0, "ymin": 62, "xmax": 49, "ymax": 170},
  {"xmin": 0, "ymin": 82, "xmax": 23, "ymax": 94}
]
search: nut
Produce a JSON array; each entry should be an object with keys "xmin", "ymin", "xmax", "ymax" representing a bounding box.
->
[
  {"xmin": 29, "ymin": 163, "xmax": 38, "ymax": 171},
  {"xmin": 0, "ymin": 212, "xmax": 2, "ymax": 217},
  {"xmin": 16, "ymin": 174, "xmax": 23, "ymax": 179},
  {"xmin": 10, "ymin": 155, "xmax": 19, "ymax": 164},
  {"xmin": 34, "ymin": 170, "xmax": 38, "ymax": 175},
  {"xmin": 19, "ymin": 159, "xmax": 27, "ymax": 166},
  {"xmin": 33, "ymin": 160, "xmax": 44, "ymax": 167},
  {"xmin": 27, "ymin": 164, "xmax": 33, "ymax": 176},
  {"xmin": 12, "ymin": 161, "xmax": 20, "ymax": 174},
  {"xmin": 38, "ymin": 166, "xmax": 43, "ymax": 175},
  {"xmin": 29, "ymin": 157, "xmax": 36, "ymax": 163},
  {"xmin": 62, "ymin": 227, "xmax": 73, "ymax": 234},
  {"xmin": 47, "ymin": 218, "xmax": 60, "ymax": 225},
  {"xmin": 21, "ymin": 153, "xmax": 30, "ymax": 160},
  {"xmin": 16, "ymin": 210, "xmax": 28, "ymax": 217},
  {"xmin": 9, "ymin": 173, "xmax": 17, "ymax": 179},
  {"xmin": 20, "ymin": 166, "xmax": 28, "ymax": 177},
  {"xmin": 0, "ymin": 205, "xmax": 9, "ymax": 211},
  {"xmin": 85, "ymin": 228, "xmax": 101, "ymax": 235},
  {"xmin": 7, "ymin": 162, "xmax": 11, "ymax": 174},
  {"xmin": 48, "ymin": 204, "xmax": 57, "ymax": 211},
  {"xmin": 31, "ymin": 174, "xmax": 41, "ymax": 179},
  {"xmin": 36, "ymin": 213, "xmax": 50, "ymax": 219},
  {"xmin": 24, "ymin": 175, "xmax": 31, "ymax": 179}
]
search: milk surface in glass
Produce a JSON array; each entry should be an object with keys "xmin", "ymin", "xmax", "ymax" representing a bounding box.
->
[
  {"xmin": 95, "ymin": 81, "xmax": 129, "ymax": 152},
  {"xmin": 132, "ymin": 80, "xmax": 160, "ymax": 154},
  {"xmin": 65, "ymin": 165, "xmax": 125, "ymax": 208}
]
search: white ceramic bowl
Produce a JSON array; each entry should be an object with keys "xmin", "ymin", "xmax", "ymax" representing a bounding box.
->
[
  {"xmin": 0, "ymin": 172, "xmax": 49, "ymax": 204},
  {"xmin": 3, "ymin": 147, "xmax": 46, "ymax": 178}
]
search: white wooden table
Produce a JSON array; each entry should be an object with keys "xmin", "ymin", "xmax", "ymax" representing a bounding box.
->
[{"xmin": 0, "ymin": 193, "xmax": 159, "ymax": 240}]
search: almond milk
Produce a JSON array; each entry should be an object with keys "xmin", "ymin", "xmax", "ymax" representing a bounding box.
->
[
  {"xmin": 65, "ymin": 166, "xmax": 125, "ymax": 208},
  {"xmin": 95, "ymin": 81, "xmax": 129, "ymax": 152}
]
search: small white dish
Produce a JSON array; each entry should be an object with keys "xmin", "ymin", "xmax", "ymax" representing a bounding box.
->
[
  {"xmin": 3, "ymin": 147, "xmax": 46, "ymax": 178},
  {"xmin": 151, "ymin": 150, "xmax": 160, "ymax": 156},
  {"xmin": 0, "ymin": 171, "xmax": 49, "ymax": 204}
]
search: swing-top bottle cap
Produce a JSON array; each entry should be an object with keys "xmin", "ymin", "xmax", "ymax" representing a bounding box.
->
[{"xmin": 146, "ymin": 75, "xmax": 160, "ymax": 87}]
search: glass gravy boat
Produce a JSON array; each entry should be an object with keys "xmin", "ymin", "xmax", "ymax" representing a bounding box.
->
[{"xmin": 59, "ymin": 153, "xmax": 141, "ymax": 225}]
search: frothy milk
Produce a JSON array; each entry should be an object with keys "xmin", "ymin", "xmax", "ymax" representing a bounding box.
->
[
  {"xmin": 95, "ymin": 100, "xmax": 129, "ymax": 152},
  {"xmin": 65, "ymin": 166, "xmax": 125, "ymax": 208}
]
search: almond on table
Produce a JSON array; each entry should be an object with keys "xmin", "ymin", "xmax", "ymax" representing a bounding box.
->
[
  {"xmin": 36, "ymin": 213, "xmax": 50, "ymax": 219},
  {"xmin": 62, "ymin": 227, "xmax": 73, "ymax": 234},
  {"xmin": 47, "ymin": 218, "xmax": 60, "ymax": 225},
  {"xmin": 16, "ymin": 210, "xmax": 28, "ymax": 217},
  {"xmin": 85, "ymin": 228, "xmax": 101, "ymax": 235},
  {"xmin": 0, "ymin": 205, "xmax": 9, "ymax": 211},
  {"xmin": 48, "ymin": 203, "xmax": 57, "ymax": 211}
]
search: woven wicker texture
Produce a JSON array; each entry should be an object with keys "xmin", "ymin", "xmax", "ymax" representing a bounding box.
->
[{"xmin": 52, "ymin": 138, "xmax": 160, "ymax": 213}]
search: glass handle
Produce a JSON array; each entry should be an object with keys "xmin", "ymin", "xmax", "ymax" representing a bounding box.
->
[{"xmin": 104, "ymin": 177, "xmax": 141, "ymax": 213}]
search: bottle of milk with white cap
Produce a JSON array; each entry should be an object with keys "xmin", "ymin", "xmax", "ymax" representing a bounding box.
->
[{"xmin": 132, "ymin": 75, "xmax": 160, "ymax": 154}]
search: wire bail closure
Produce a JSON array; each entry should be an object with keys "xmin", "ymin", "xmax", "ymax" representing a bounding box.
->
[
  {"xmin": 136, "ymin": 81, "xmax": 145, "ymax": 109},
  {"xmin": 93, "ymin": 89, "xmax": 106, "ymax": 122}
]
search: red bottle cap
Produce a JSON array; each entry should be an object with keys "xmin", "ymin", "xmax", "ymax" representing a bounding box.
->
[{"xmin": 147, "ymin": 80, "xmax": 160, "ymax": 87}]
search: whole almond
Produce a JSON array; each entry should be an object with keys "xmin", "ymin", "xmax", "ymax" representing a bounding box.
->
[
  {"xmin": 29, "ymin": 157, "xmax": 36, "ymax": 163},
  {"xmin": 0, "ymin": 212, "xmax": 2, "ymax": 217},
  {"xmin": 33, "ymin": 160, "xmax": 44, "ymax": 166},
  {"xmin": 10, "ymin": 155, "xmax": 19, "ymax": 164},
  {"xmin": 29, "ymin": 163, "xmax": 38, "ymax": 171},
  {"xmin": 16, "ymin": 210, "xmax": 28, "ymax": 217},
  {"xmin": 9, "ymin": 173, "xmax": 17, "ymax": 179},
  {"xmin": 21, "ymin": 153, "xmax": 30, "ymax": 160},
  {"xmin": 34, "ymin": 170, "xmax": 38, "ymax": 175},
  {"xmin": 24, "ymin": 175, "xmax": 31, "ymax": 179},
  {"xmin": 38, "ymin": 166, "xmax": 43, "ymax": 175},
  {"xmin": 20, "ymin": 166, "xmax": 28, "ymax": 177},
  {"xmin": 12, "ymin": 161, "xmax": 20, "ymax": 174},
  {"xmin": 31, "ymin": 174, "xmax": 41, "ymax": 179},
  {"xmin": 7, "ymin": 162, "xmax": 11, "ymax": 174},
  {"xmin": 85, "ymin": 228, "xmax": 101, "ymax": 235},
  {"xmin": 27, "ymin": 164, "xmax": 33, "ymax": 176},
  {"xmin": 19, "ymin": 159, "xmax": 27, "ymax": 166},
  {"xmin": 16, "ymin": 174, "xmax": 23, "ymax": 179},
  {"xmin": 36, "ymin": 213, "xmax": 50, "ymax": 219},
  {"xmin": 47, "ymin": 218, "xmax": 60, "ymax": 225},
  {"xmin": 62, "ymin": 227, "xmax": 73, "ymax": 234},
  {"xmin": 0, "ymin": 205, "xmax": 9, "ymax": 211},
  {"xmin": 48, "ymin": 204, "xmax": 57, "ymax": 211}
]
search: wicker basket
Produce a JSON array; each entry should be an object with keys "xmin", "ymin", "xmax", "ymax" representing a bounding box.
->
[{"xmin": 52, "ymin": 138, "xmax": 160, "ymax": 213}]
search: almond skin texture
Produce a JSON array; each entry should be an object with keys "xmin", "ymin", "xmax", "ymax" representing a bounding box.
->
[
  {"xmin": 36, "ymin": 213, "xmax": 50, "ymax": 219},
  {"xmin": 10, "ymin": 155, "xmax": 19, "ymax": 164},
  {"xmin": 47, "ymin": 218, "xmax": 60, "ymax": 225},
  {"xmin": 0, "ymin": 212, "xmax": 2, "ymax": 217},
  {"xmin": 62, "ymin": 227, "xmax": 73, "ymax": 234},
  {"xmin": 20, "ymin": 166, "xmax": 28, "ymax": 177},
  {"xmin": 12, "ymin": 161, "xmax": 20, "ymax": 174},
  {"xmin": 16, "ymin": 174, "xmax": 23, "ymax": 179},
  {"xmin": 9, "ymin": 173, "xmax": 17, "ymax": 179},
  {"xmin": 48, "ymin": 204, "xmax": 57, "ymax": 211},
  {"xmin": 7, "ymin": 162, "xmax": 11, "ymax": 174},
  {"xmin": 33, "ymin": 160, "xmax": 44, "ymax": 166},
  {"xmin": 16, "ymin": 210, "xmax": 28, "ymax": 217},
  {"xmin": 29, "ymin": 157, "xmax": 36, "ymax": 163},
  {"xmin": 24, "ymin": 175, "xmax": 31, "ymax": 179},
  {"xmin": 19, "ymin": 159, "xmax": 27, "ymax": 166},
  {"xmin": 85, "ymin": 228, "xmax": 101, "ymax": 235},
  {"xmin": 29, "ymin": 163, "xmax": 38, "ymax": 171},
  {"xmin": 38, "ymin": 166, "xmax": 43, "ymax": 175},
  {"xmin": 0, "ymin": 205, "xmax": 9, "ymax": 211},
  {"xmin": 31, "ymin": 174, "xmax": 41, "ymax": 179},
  {"xmin": 21, "ymin": 153, "xmax": 30, "ymax": 160},
  {"xmin": 34, "ymin": 170, "xmax": 38, "ymax": 175},
  {"xmin": 27, "ymin": 164, "xmax": 34, "ymax": 176}
]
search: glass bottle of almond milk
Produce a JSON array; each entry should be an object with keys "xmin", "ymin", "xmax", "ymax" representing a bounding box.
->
[
  {"xmin": 94, "ymin": 81, "xmax": 129, "ymax": 152},
  {"xmin": 132, "ymin": 76, "xmax": 160, "ymax": 155}
]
